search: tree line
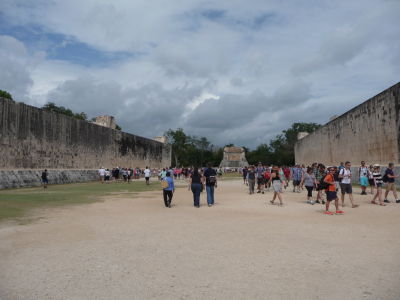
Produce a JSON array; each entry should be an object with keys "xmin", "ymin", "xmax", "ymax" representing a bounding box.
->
[{"xmin": 165, "ymin": 122, "xmax": 321, "ymax": 167}]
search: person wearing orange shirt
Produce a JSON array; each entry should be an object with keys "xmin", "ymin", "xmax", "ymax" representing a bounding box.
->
[{"xmin": 324, "ymin": 167, "xmax": 344, "ymax": 215}]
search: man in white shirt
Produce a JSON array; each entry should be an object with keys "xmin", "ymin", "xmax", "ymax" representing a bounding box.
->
[
  {"xmin": 144, "ymin": 166, "xmax": 151, "ymax": 185},
  {"xmin": 98, "ymin": 167, "xmax": 106, "ymax": 183},
  {"xmin": 339, "ymin": 161, "xmax": 359, "ymax": 208}
]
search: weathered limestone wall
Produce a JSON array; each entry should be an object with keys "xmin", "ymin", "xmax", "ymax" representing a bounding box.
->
[
  {"xmin": 0, "ymin": 169, "xmax": 98, "ymax": 189},
  {"xmin": 295, "ymin": 83, "xmax": 400, "ymax": 166},
  {"xmin": 0, "ymin": 97, "xmax": 171, "ymax": 188}
]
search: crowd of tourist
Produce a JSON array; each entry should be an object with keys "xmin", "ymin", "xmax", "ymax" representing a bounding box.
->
[
  {"xmin": 41, "ymin": 161, "xmax": 398, "ymax": 215},
  {"xmin": 239, "ymin": 161, "xmax": 399, "ymax": 214}
]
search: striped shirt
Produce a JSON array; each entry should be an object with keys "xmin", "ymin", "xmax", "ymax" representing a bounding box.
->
[{"xmin": 372, "ymin": 172, "xmax": 383, "ymax": 184}]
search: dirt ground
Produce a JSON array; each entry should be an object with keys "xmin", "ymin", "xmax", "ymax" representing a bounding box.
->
[{"xmin": 1, "ymin": 179, "xmax": 399, "ymax": 300}]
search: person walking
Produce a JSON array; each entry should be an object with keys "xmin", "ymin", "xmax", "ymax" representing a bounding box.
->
[
  {"xmin": 188, "ymin": 167, "xmax": 204, "ymax": 207},
  {"xmin": 204, "ymin": 163, "xmax": 217, "ymax": 207},
  {"xmin": 339, "ymin": 161, "xmax": 359, "ymax": 208},
  {"xmin": 264, "ymin": 167, "xmax": 271, "ymax": 191},
  {"xmin": 144, "ymin": 166, "xmax": 151, "ymax": 185},
  {"xmin": 292, "ymin": 165, "xmax": 303, "ymax": 193},
  {"xmin": 383, "ymin": 162, "xmax": 399, "ymax": 203},
  {"xmin": 162, "ymin": 172, "xmax": 175, "ymax": 208},
  {"xmin": 359, "ymin": 161, "xmax": 369, "ymax": 195},
  {"xmin": 371, "ymin": 164, "xmax": 385, "ymax": 206},
  {"xmin": 247, "ymin": 166, "xmax": 256, "ymax": 194},
  {"xmin": 368, "ymin": 165, "xmax": 375, "ymax": 195},
  {"xmin": 315, "ymin": 164, "xmax": 327, "ymax": 204},
  {"xmin": 323, "ymin": 167, "xmax": 344, "ymax": 215},
  {"xmin": 255, "ymin": 162, "xmax": 265, "ymax": 194},
  {"xmin": 98, "ymin": 166, "xmax": 105, "ymax": 183},
  {"xmin": 301, "ymin": 167, "xmax": 318, "ymax": 204},
  {"xmin": 41, "ymin": 169, "xmax": 49, "ymax": 189},
  {"xmin": 242, "ymin": 166, "xmax": 248, "ymax": 185},
  {"xmin": 269, "ymin": 166, "xmax": 284, "ymax": 206}
]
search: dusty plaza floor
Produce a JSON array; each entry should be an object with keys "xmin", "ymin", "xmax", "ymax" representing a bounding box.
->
[{"xmin": 1, "ymin": 179, "xmax": 399, "ymax": 300}]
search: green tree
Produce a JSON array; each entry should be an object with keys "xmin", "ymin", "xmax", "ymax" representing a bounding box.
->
[
  {"xmin": 0, "ymin": 90, "xmax": 13, "ymax": 100},
  {"xmin": 165, "ymin": 128, "xmax": 188, "ymax": 166},
  {"xmin": 165, "ymin": 128, "xmax": 221, "ymax": 167},
  {"xmin": 42, "ymin": 102, "xmax": 88, "ymax": 121},
  {"xmin": 246, "ymin": 122, "xmax": 321, "ymax": 166}
]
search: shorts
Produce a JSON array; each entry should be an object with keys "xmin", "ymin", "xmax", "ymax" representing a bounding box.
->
[
  {"xmin": 145, "ymin": 177, "xmax": 150, "ymax": 181},
  {"xmin": 42, "ymin": 178, "xmax": 48, "ymax": 184},
  {"xmin": 293, "ymin": 180, "xmax": 301, "ymax": 186},
  {"xmin": 386, "ymin": 182, "xmax": 396, "ymax": 192},
  {"xmin": 376, "ymin": 183, "xmax": 383, "ymax": 188},
  {"xmin": 326, "ymin": 191, "xmax": 337, "ymax": 201},
  {"xmin": 257, "ymin": 177, "xmax": 265, "ymax": 185},
  {"xmin": 340, "ymin": 183, "xmax": 352, "ymax": 194},
  {"xmin": 368, "ymin": 178, "xmax": 375, "ymax": 186},
  {"xmin": 359, "ymin": 176, "xmax": 368, "ymax": 187},
  {"xmin": 272, "ymin": 180, "xmax": 281, "ymax": 192}
]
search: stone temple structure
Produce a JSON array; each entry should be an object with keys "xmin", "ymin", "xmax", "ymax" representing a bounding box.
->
[
  {"xmin": 219, "ymin": 147, "xmax": 249, "ymax": 168},
  {"xmin": 93, "ymin": 115, "xmax": 116, "ymax": 129}
]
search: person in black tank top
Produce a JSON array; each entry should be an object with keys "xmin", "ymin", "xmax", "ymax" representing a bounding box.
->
[
  {"xmin": 268, "ymin": 166, "xmax": 284, "ymax": 206},
  {"xmin": 188, "ymin": 168, "xmax": 204, "ymax": 207}
]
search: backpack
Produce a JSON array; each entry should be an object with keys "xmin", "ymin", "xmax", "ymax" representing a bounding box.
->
[
  {"xmin": 382, "ymin": 172, "xmax": 388, "ymax": 183},
  {"xmin": 162, "ymin": 180, "xmax": 169, "ymax": 189},
  {"xmin": 208, "ymin": 175, "xmax": 216, "ymax": 184},
  {"xmin": 319, "ymin": 175, "xmax": 331, "ymax": 190},
  {"xmin": 206, "ymin": 169, "xmax": 217, "ymax": 184}
]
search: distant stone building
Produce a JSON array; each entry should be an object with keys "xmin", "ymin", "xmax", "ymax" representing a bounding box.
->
[
  {"xmin": 219, "ymin": 147, "xmax": 249, "ymax": 168},
  {"xmin": 154, "ymin": 136, "xmax": 168, "ymax": 143},
  {"xmin": 93, "ymin": 115, "xmax": 116, "ymax": 129},
  {"xmin": 295, "ymin": 82, "xmax": 400, "ymax": 166}
]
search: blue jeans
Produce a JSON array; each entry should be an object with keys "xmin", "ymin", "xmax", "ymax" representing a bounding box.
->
[
  {"xmin": 206, "ymin": 185, "xmax": 215, "ymax": 205},
  {"xmin": 191, "ymin": 183, "xmax": 202, "ymax": 207}
]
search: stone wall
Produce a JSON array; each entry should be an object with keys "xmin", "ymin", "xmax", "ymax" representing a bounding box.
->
[
  {"xmin": 295, "ymin": 82, "xmax": 400, "ymax": 167},
  {"xmin": 0, "ymin": 97, "xmax": 171, "ymax": 188},
  {"xmin": 0, "ymin": 169, "xmax": 98, "ymax": 189}
]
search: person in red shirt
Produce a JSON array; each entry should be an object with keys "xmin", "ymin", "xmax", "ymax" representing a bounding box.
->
[
  {"xmin": 283, "ymin": 167, "xmax": 291, "ymax": 189},
  {"xmin": 263, "ymin": 168, "xmax": 271, "ymax": 191},
  {"xmin": 323, "ymin": 167, "xmax": 344, "ymax": 215}
]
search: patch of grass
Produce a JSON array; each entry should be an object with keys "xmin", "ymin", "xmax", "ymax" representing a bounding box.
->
[{"xmin": 0, "ymin": 181, "xmax": 163, "ymax": 223}]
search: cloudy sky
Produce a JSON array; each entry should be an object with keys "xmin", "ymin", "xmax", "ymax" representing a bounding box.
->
[{"xmin": 0, "ymin": 0, "xmax": 399, "ymax": 148}]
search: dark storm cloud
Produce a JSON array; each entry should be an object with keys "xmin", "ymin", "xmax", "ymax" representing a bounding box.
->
[{"xmin": 0, "ymin": 0, "xmax": 399, "ymax": 148}]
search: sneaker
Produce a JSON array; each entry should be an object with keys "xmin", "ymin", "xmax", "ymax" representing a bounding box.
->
[
  {"xmin": 322, "ymin": 200, "xmax": 326, "ymax": 204},
  {"xmin": 310, "ymin": 200, "xmax": 315, "ymax": 205},
  {"xmin": 384, "ymin": 199, "xmax": 390, "ymax": 203},
  {"xmin": 257, "ymin": 191, "xmax": 261, "ymax": 194},
  {"xmin": 324, "ymin": 211, "xmax": 334, "ymax": 215},
  {"xmin": 262, "ymin": 191, "xmax": 264, "ymax": 194},
  {"xmin": 335, "ymin": 210, "xmax": 344, "ymax": 214},
  {"xmin": 396, "ymin": 199, "xmax": 400, "ymax": 203}
]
